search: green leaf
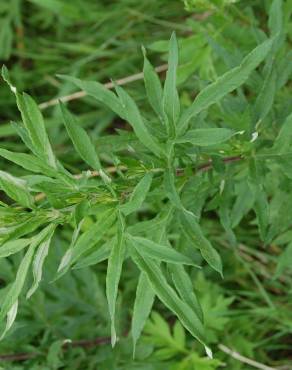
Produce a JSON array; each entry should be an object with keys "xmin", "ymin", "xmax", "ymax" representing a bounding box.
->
[
  {"xmin": 177, "ymin": 128, "xmax": 234, "ymax": 146},
  {"xmin": 178, "ymin": 38, "xmax": 274, "ymax": 134},
  {"xmin": 142, "ymin": 47, "xmax": 164, "ymax": 120},
  {"xmin": 164, "ymin": 168, "xmax": 184, "ymax": 210},
  {"xmin": 115, "ymin": 85, "xmax": 165, "ymax": 158},
  {"xmin": 277, "ymin": 50, "xmax": 292, "ymax": 89},
  {"xmin": 2, "ymin": 67, "xmax": 57, "ymax": 169},
  {"xmin": 131, "ymin": 248, "xmax": 206, "ymax": 345},
  {"xmin": 163, "ymin": 32, "xmax": 180, "ymax": 135},
  {"xmin": 131, "ymin": 272, "xmax": 155, "ymax": 356},
  {"xmin": 0, "ymin": 170, "xmax": 34, "ymax": 209},
  {"xmin": 173, "ymin": 320, "xmax": 186, "ymax": 348},
  {"xmin": 120, "ymin": 173, "xmax": 153, "ymax": 216},
  {"xmin": 129, "ymin": 235, "xmax": 197, "ymax": 266},
  {"xmin": 1, "ymin": 217, "xmax": 46, "ymax": 244},
  {"xmin": 248, "ymin": 159, "xmax": 269, "ymax": 242},
  {"xmin": 0, "ymin": 238, "xmax": 32, "ymax": 258},
  {"xmin": 57, "ymin": 209, "xmax": 116, "ymax": 274},
  {"xmin": 57, "ymin": 74, "xmax": 125, "ymax": 117},
  {"xmin": 274, "ymin": 243, "xmax": 292, "ymax": 279},
  {"xmin": 0, "ymin": 148, "xmax": 56, "ymax": 176},
  {"xmin": 143, "ymin": 311, "xmax": 187, "ymax": 357},
  {"xmin": 73, "ymin": 239, "xmax": 112, "ymax": 269},
  {"xmin": 272, "ymin": 113, "xmax": 292, "ymax": 154},
  {"xmin": 181, "ymin": 211, "xmax": 223, "ymax": 276},
  {"xmin": 253, "ymin": 67, "xmax": 277, "ymax": 128},
  {"xmin": 0, "ymin": 224, "xmax": 55, "ymax": 338},
  {"xmin": 169, "ymin": 264, "xmax": 204, "ymax": 322},
  {"xmin": 0, "ymin": 301, "xmax": 18, "ymax": 341},
  {"xmin": 11, "ymin": 121, "xmax": 35, "ymax": 154},
  {"xmin": 253, "ymin": 186, "xmax": 269, "ymax": 242},
  {"xmin": 106, "ymin": 221, "xmax": 126, "ymax": 346},
  {"xmin": 231, "ymin": 181, "xmax": 255, "ymax": 228},
  {"xmin": 58, "ymin": 74, "xmax": 164, "ymax": 157},
  {"xmin": 60, "ymin": 103, "xmax": 102, "ymax": 171},
  {"xmin": 0, "ymin": 19, "xmax": 12, "ymax": 60},
  {"xmin": 17, "ymin": 93, "xmax": 57, "ymax": 167},
  {"xmin": 268, "ymin": 0, "xmax": 283, "ymax": 37},
  {"xmin": 26, "ymin": 225, "xmax": 56, "ymax": 298}
]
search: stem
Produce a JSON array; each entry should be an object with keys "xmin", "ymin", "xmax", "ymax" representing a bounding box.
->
[
  {"xmin": 34, "ymin": 155, "xmax": 243, "ymax": 202},
  {"xmin": 218, "ymin": 344, "xmax": 277, "ymax": 370}
]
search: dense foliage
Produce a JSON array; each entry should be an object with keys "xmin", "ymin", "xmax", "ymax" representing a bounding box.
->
[{"xmin": 0, "ymin": 0, "xmax": 292, "ymax": 369}]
